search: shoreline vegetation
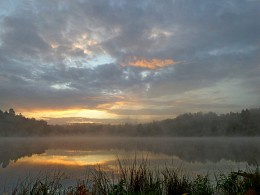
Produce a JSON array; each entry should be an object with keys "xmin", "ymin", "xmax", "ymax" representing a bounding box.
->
[
  {"xmin": 0, "ymin": 108, "xmax": 260, "ymax": 137},
  {"xmin": 8, "ymin": 159, "xmax": 260, "ymax": 195}
]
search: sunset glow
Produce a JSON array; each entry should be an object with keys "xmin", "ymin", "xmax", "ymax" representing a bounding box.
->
[{"xmin": 21, "ymin": 109, "xmax": 120, "ymax": 122}]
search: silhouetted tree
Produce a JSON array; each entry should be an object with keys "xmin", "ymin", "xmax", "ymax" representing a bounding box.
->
[{"xmin": 9, "ymin": 108, "xmax": 15, "ymax": 116}]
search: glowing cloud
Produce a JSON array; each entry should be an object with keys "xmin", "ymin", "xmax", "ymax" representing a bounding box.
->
[{"xmin": 125, "ymin": 57, "xmax": 176, "ymax": 69}]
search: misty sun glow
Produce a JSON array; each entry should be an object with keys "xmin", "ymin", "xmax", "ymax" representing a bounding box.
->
[{"xmin": 22, "ymin": 109, "xmax": 119, "ymax": 121}]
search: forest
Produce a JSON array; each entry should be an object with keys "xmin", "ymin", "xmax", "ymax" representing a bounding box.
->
[{"xmin": 0, "ymin": 108, "xmax": 260, "ymax": 136}]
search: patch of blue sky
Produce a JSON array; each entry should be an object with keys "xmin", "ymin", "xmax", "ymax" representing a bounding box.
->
[
  {"xmin": 87, "ymin": 54, "xmax": 116, "ymax": 67},
  {"xmin": 0, "ymin": 1, "xmax": 15, "ymax": 16},
  {"xmin": 64, "ymin": 54, "xmax": 116, "ymax": 69},
  {"xmin": 51, "ymin": 82, "xmax": 74, "ymax": 90}
]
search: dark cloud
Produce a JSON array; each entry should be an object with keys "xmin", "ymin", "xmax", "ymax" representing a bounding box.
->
[{"xmin": 2, "ymin": 16, "xmax": 50, "ymax": 56}]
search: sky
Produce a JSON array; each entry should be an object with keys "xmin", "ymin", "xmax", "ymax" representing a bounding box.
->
[{"xmin": 0, "ymin": 0, "xmax": 259, "ymax": 124}]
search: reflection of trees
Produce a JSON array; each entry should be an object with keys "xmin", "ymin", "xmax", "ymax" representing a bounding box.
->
[
  {"xmin": 0, "ymin": 138, "xmax": 45, "ymax": 168},
  {"xmin": 1, "ymin": 138, "xmax": 260, "ymax": 168},
  {"xmin": 140, "ymin": 138, "xmax": 260, "ymax": 165}
]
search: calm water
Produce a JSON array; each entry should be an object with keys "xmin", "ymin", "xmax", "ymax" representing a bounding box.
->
[{"xmin": 0, "ymin": 137, "xmax": 260, "ymax": 192}]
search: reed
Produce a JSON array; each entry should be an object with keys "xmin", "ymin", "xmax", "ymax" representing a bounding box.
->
[{"xmin": 10, "ymin": 160, "xmax": 260, "ymax": 195}]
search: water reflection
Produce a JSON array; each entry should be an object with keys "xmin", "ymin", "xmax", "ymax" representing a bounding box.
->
[
  {"xmin": 1, "ymin": 137, "xmax": 260, "ymax": 169},
  {"xmin": 18, "ymin": 150, "xmax": 118, "ymax": 167},
  {"xmin": 1, "ymin": 137, "xmax": 260, "ymax": 193},
  {"xmin": 0, "ymin": 138, "xmax": 46, "ymax": 168}
]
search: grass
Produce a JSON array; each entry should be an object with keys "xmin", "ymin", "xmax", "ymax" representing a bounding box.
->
[
  {"xmin": 9, "ymin": 160, "xmax": 260, "ymax": 195},
  {"xmin": 216, "ymin": 168, "xmax": 260, "ymax": 195},
  {"xmin": 11, "ymin": 171, "xmax": 65, "ymax": 195}
]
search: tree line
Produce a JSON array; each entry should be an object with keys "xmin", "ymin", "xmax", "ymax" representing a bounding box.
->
[
  {"xmin": 0, "ymin": 109, "xmax": 51, "ymax": 136},
  {"xmin": 0, "ymin": 108, "xmax": 260, "ymax": 137}
]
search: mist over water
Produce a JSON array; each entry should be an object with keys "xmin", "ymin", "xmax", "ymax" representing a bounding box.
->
[
  {"xmin": 0, "ymin": 137, "xmax": 260, "ymax": 192},
  {"xmin": 1, "ymin": 137, "xmax": 260, "ymax": 166}
]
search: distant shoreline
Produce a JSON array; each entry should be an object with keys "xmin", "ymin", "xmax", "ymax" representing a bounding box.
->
[{"xmin": 1, "ymin": 108, "xmax": 260, "ymax": 137}]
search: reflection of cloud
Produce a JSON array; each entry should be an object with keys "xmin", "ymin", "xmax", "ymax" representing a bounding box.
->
[
  {"xmin": 125, "ymin": 57, "xmax": 177, "ymax": 69},
  {"xmin": 18, "ymin": 150, "xmax": 117, "ymax": 166}
]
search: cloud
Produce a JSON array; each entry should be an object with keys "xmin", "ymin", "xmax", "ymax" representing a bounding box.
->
[
  {"xmin": 123, "ymin": 57, "xmax": 177, "ymax": 69},
  {"xmin": 2, "ymin": 16, "xmax": 50, "ymax": 56},
  {"xmin": 0, "ymin": 0, "xmax": 259, "ymax": 122}
]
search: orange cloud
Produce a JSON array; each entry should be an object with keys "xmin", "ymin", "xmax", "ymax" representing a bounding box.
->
[{"xmin": 125, "ymin": 57, "xmax": 176, "ymax": 69}]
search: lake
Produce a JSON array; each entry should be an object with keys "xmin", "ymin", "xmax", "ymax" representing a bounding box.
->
[{"xmin": 0, "ymin": 137, "xmax": 260, "ymax": 192}]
